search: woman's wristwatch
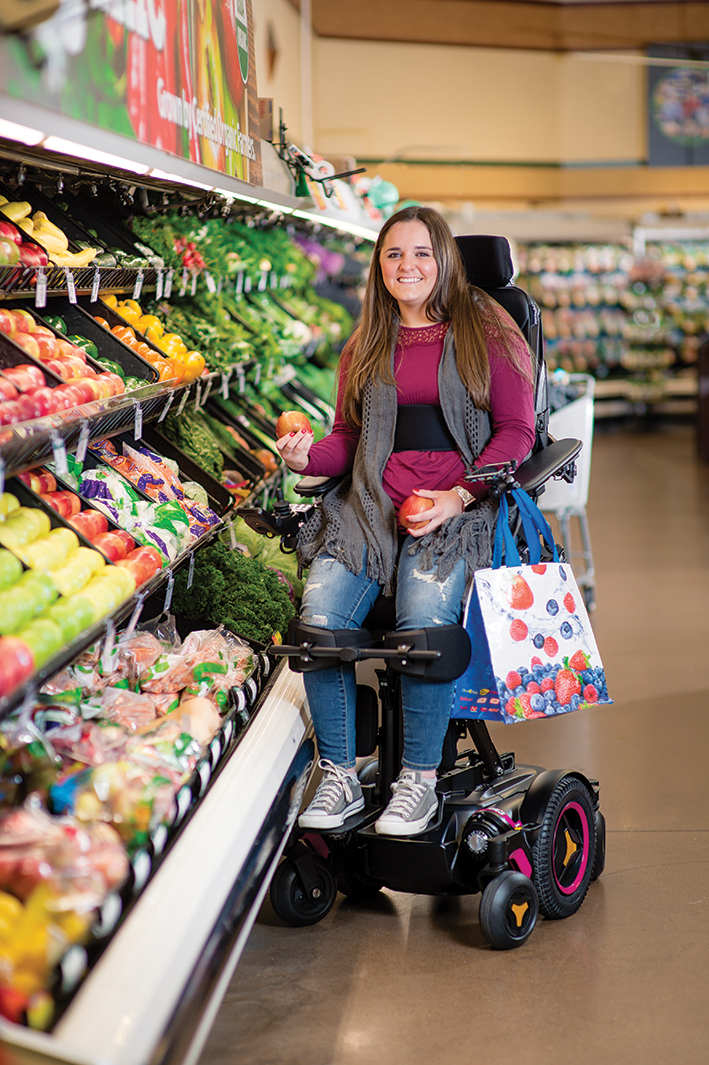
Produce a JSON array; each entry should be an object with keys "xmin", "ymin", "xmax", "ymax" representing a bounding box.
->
[{"xmin": 451, "ymin": 485, "xmax": 476, "ymax": 510}]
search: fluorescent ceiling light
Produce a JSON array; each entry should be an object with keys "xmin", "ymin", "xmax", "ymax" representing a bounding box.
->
[
  {"xmin": 42, "ymin": 136, "xmax": 150, "ymax": 174},
  {"xmin": 0, "ymin": 118, "xmax": 44, "ymax": 146}
]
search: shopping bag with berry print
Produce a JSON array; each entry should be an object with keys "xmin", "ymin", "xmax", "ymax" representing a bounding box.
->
[{"xmin": 453, "ymin": 488, "xmax": 611, "ymax": 723}]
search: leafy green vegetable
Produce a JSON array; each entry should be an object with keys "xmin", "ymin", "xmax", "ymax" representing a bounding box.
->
[
  {"xmin": 160, "ymin": 409, "xmax": 225, "ymax": 480},
  {"xmin": 172, "ymin": 542, "xmax": 295, "ymax": 644}
]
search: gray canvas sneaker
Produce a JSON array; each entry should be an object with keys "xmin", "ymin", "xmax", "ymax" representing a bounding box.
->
[
  {"xmin": 374, "ymin": 769, "xmax": 438, "ymax": 836},
  {"xmin": 298, "ymin": 759, "xmax": 365, "ymax": 830}
]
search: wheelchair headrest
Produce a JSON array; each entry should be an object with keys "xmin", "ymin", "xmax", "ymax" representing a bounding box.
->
[{"xmin": 454, "ymin": 235, "xmax": 514, "ymax": 289}]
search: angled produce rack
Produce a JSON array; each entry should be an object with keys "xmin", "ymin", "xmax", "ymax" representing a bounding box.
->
[{"xmin": 0, "ymin": 86, "xmax": 376, "ymax": 1064}]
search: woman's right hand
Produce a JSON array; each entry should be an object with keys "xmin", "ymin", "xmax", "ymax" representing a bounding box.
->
[{"xmin": 276, "ymin": 428, "xmax": 314, "ymax": 472}]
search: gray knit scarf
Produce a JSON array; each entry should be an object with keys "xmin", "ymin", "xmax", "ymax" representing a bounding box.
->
[{"xmin": 296, "ymin": 330, "xmax": 498, "ymax": 595}]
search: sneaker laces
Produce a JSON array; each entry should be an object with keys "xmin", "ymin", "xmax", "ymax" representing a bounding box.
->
[
  {"xmin": 310, "ymin": 759, "xmax": 356, "ymax": 811},
  {"xmin": 386, "ymin": 772, "xmax": 434, "ymax": 818}
]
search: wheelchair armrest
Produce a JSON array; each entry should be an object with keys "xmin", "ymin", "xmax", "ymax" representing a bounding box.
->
[
  {"xmin": 515, "ymin": 438, "xmax": 582, "ymax": 494},
  {"xmin": 293, "ymin": 474, "xmax": 345, "ymax": 498}
]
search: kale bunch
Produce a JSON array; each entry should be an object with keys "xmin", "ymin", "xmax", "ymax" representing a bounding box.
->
[{"xmin": 172, "ymin": 542, "xmax": 295, "ymax": 645}]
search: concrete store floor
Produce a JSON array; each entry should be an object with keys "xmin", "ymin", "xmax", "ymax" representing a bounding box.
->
[{"xmin": 200, "ymin": 425, "xmax": 709, "ymax": 1065}]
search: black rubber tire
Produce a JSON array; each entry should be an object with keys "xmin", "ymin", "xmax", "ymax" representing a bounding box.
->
[
  {"xmin": 533, "ymin": 776, "xmax": 597, "ymax": 919},
  {"xmin": 269, "ymin": 854, "xmax": 338, "ymax": 927},
  {"xmin": 591, "ymin": 809, "xmax": 606, "ymax": 881},
  {"xmin": 479, "ymin": 871, "xmax": 539, "ymax": 950}
]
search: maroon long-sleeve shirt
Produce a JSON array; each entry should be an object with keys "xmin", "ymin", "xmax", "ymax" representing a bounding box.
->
[{"xmin": 302, "ymin": 319, "xmax": 536, "ymax": 508}]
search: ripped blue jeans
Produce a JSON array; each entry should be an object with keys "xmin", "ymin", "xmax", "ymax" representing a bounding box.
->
[{"xmin": 300, "ymin": 541, "xmax": 467, "ymax": 771}]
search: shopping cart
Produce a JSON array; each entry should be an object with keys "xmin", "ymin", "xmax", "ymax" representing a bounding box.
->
[{"xmin": 539, "ymin": 373, "xmax": 596, "ymax": 610}]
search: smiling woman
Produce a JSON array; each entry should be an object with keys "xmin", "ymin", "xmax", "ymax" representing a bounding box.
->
[
  {"xmin": 379, "ymin": 220, "xmax": 439, "ymax": 326},
  {"xmin": 274, "ymin": 204, "xmax": 537, "ymax": 838}
]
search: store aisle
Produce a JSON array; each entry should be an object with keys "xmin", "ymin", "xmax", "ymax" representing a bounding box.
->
[{"xmin": 200, "ymin": 425, "xmax": 709, "ymax": 1065}]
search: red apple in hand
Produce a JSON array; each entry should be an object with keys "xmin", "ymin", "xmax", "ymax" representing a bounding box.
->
[
  {"xmin": 399, "ymin": 493, "xmax": 435, "ymax": 529},
  {"xmin": 275, "ymin": 410, "xmax": 312, "ymax": 437}
]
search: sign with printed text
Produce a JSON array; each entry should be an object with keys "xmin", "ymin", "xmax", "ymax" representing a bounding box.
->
[{"xmin": 2, "ymin": 0, "xmax": 262, "ymax": 184}]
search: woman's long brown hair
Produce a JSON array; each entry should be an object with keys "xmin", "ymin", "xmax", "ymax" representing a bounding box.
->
[{"xmin": 341, "ymin": 205, "xmax": 532, "ymax": 428}]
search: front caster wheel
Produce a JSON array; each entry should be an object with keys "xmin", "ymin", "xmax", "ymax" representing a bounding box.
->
[
  {"xmin": 479, "ymin": 871, "xmax": 539, "ymax": 949},
  {"xmin": 269, "ymin": 854, "xmax": 337, "ymax": 927}
]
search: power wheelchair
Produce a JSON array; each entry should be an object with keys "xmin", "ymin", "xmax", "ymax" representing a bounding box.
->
[{"xmin": 241, "ymin": 236, "xmax": 605, "ymax": 950}]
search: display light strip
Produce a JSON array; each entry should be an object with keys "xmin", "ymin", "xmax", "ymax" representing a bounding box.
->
[
  {"xmin": 0, "ymin": 124, "xmax": 378, "ymax": 237},
  {"xmin": 0, "ymin": 118, "xmax": 44, "ymax": 146},
  {"xmin": 42, "ymin": 136, "xmax": 151, "ymax": 175}
]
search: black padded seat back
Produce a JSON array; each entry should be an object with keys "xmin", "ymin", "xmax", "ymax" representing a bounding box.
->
[{"xmin": 454, "ymin": 234, "xmax": 549, "ymax": 451}]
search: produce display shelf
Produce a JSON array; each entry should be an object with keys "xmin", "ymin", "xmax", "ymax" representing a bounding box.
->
[
  {"xmin": 0, "ymin": 658, "xmax": 312, "ymax": 1065},
  {"xmin": 45, "ymin": 644, "xmax": 277, "ymax": 1028},
  {"xmin": 0, "ymin": 384, "xmax": 173, "ymax": 480}
]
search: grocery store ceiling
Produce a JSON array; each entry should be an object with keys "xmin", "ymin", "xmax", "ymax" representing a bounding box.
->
[{"xmin": 294, "ymin": 1, "xmax": 709, "ymax": 52}]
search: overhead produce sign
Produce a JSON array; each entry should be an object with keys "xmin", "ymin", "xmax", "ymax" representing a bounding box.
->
[{"xmin": 2, "ymin": 0, "xmax": 263, "ymax": 184}]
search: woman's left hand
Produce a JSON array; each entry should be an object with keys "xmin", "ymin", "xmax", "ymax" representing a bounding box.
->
[{"xmin": 402, "ymin": 489, "xmax": 466, "ymax": 538}]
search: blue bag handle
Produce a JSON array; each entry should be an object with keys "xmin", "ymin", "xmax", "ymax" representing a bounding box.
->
[
  {"xmin": 492, "ymin": 488, "xmax": 559, "ymax": 569},
  {"xmin": 492, "ymin": 494, "xmax": 521, "ymax": 568}
]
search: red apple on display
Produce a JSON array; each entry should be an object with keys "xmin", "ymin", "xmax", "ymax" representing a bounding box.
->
[
  {"xmin": 43, "ymin": 358, "xmax": 70, "ymax": 380},
  {"xmin": 0, "ymin": 399, "xmax": 23, "ymax": 425},
  {"xmin": 0, "ymin": 221, "xmax": 21, "ymax": 245},
  {"xmin": 0, "ymin": 378, "xmax": 18, "ymax": 401},
  {"xmin": 4, "ymin": 364, "xmax": 45, "ymax": 391},
  {"xmin": 12, "ymin": 333, "xmax": 40, "ymax": 359},
  {"xmin": 18, "ymin": 243, "xmax": 49, "ymax": 267},
  {"xmin": 29, "ymin": 388, "xmax": 57, "ymax": 417},
  {"xmin": 0, "ymin": 308, "xmax": 17, "ymax": 335},
  {"xmin": 275, "ymin": 410, "xmax": 312, "ymax": 437},
  {"xmin": 49, "ymin": 388, "xmax": 73, "ymax": 411},
  {"xmin": 32, "ymin": 333, "xmax": 58, "ymax": 361},
  {"xmin": 11, "ymin": 309, "xmax": 37, "ymax": 333},
  {"xmin": 14, "ymin": 393, "xmax": 40, "ymax": 421},
  {"xmin": 399, "ymin": 493, "xmax": 435, "ymax": 529}
]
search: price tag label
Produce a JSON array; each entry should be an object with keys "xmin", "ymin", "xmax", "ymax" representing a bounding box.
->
[
  {"xmin": 228, "ymin": 521, "xmax": 237, "ymax": 550},
  {"xmin": 164, "ymin": 268, "xmax": 174, "ymax": 298},
  {"xmin": 201, "ymin": 376, "xmax": 213, "ymax": 404},
  {"xmin": 190, "ymin": 271, "xmax": 198, "ymax": 296},
  {"xmin": 65, "ymin": 268, "xmax": 77, "ymax": 303},
  {"xmin": 220, "ymin": 371, "xmax": 231, "ymax": 399},
  {"xmin": 187, "ymin": 552, "xmax": 195, "ymax": 589},
  {"xmin": 76, "ymin": 421, "xmax": 90, "ymax": 463},
  {"xmin": 0, "ymin": 458, "xmax": 5, "ymax": 498},
  {"xmin": 101, "ymin": 619, "xmax": 116, "ymax": 675},
  {"xmin": 163, "ymin": 570, "xmax": 175, "ymax": 612},
  {"xmin": 91, "ymin": 269, "xmax": 101, "ymax": 302},
  {"xmin": 155, "ymin": 269, "xmax": 164, "ymax": 301},
  {"xmin": 253, "ymin": 362, "xmax": 261, "ymax": 387},
  {"xmin": 179, "ymin": 268, "xmax": 188, "ymax": 297},
  {"xmin": 193, "ymin": 379, "xmax": 202, "ymax": 410},
  {"xmin": 258, "ymin": 271, "xmax": 268, "ymax": 292},
  {"xmin": 51, "ymin": 432, "xmax": 68, "ymax": 477},
  {"xmin": 237, "ymin": 365, "xmax": 246, "ymax": 394},
  {"xmin": 132, "ymin": 269, "xmax": 144, "ymax": 301},
  {"xmin": 204, "ymin": 271, "xmax": 216, "ymax": 293},
  {"xmin": 123, "ymin": 594, "xmax": 145, "ymax": 641},
  {"xmin": 176, "ymin": 387, "xmax": 189, "ymax": 416},
  {"xmin": 270, "ymin": 272, "xmax": 278, "ymax": 290},
  {"xmin": 34, "ymin": 267, "xmax": 47, "ymax": 308},
  {"xmin": 235, "ymin": 271, "xmax": 244, "ymax": 295},
  {"xmin": 217, "ymin": 276, "xmax": 223, "ymax": 294},
  {"xmin": 133, "ymin": 401, "xmax": 143, "ymax": 440},
  {"xmin": 157, "ymin": 389, "xmax": 175, "ymax": 423},
  {"xmin": 244, "ymin": 275, "xmax": 252, "ymax": 293}
]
